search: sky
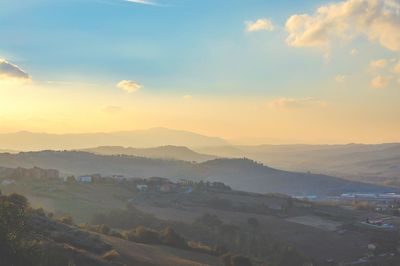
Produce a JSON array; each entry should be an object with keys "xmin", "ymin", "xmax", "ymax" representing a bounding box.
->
[{"xmin": 0, "ymin": 0, "xmax": 399, "ymax": 144}]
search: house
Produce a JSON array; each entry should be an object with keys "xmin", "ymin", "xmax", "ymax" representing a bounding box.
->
[
  {"xmin": 137, "ymin": 184, "xmax": 148, "ymax": 192},
  {"xmin": 1, "ymin": 179, "xmax": 16, "ymax": 186},
  {"xmin": 160, "ymin": 183, "xmax": 172, "ymax": 192},
  {"xmin": 76, "ymin": 176, "xmax": 92, "ymax": 183},
  {"xmin": 112, "ymin": 175, "xmax": 126, "ymax": 183}
]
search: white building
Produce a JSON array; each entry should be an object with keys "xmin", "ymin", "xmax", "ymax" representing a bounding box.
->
[
  {"xmin": 136, "ymin": 184, "xmax": 148, "ymax": 192},
  {"xmin": 76, "ymin": 176, "xmax": 92, "ymax": 183},
  {"xmin": 1, "ymin": 179, "xmax": 16, "ymax": 186},
  {"xmin": 113, "ymin": 175, "xmax": 126, "ymax": 183}
]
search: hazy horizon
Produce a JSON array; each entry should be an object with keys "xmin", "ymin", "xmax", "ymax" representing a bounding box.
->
[{"xmin": 0, "ymin": 127, "xmax": 399, "ymax": 148}]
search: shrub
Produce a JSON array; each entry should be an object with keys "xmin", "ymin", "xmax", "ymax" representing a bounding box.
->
[
  {"xmin": 124, "ymin": 226, "xmax": 161, "ymax": 244},
  {"xmin": 59, "ymin": 215, "xmax": 74, "ymax": 225},
  {"xmin": 160, "ymin": 227, "xmax": 187, "ymax": 249},
  {"xmin": 99, "ymin": 224, "xmax": 110, "ymax": 235},
  {"xmin": 109, "ymin": 230, "xmax": 123, "ymax": 239}
]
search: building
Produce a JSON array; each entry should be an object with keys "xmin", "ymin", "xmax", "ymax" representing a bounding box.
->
[
  {"xmin": 136, "ymin": 184, "xmax": 148, "ymax": 192},
  {"xmin": 1, "ymin": 179, "xmax": 16, "ymax": 186},
  {"xmin": 112, "ymin": 175, "xmax": 126, "ymax": 183},
  {"xmin": 76, "ymin": 176, "xmax": 92, "ymax": 183}
]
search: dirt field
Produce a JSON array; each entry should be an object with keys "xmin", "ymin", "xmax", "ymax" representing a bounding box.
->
[{"xmin": 286, "ymin": 215, "xmax": 341, "ymax": 231}]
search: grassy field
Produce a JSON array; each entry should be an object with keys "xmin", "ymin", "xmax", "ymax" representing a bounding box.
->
[{"xmin": 1, "ymin": 180, "xmax": 135, "ymax": 222}]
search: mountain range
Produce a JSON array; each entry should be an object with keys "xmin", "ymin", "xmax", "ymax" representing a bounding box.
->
[
  {"xmin": 0, "ymin": 128, "xmax": 399, "ymax": 186},
  {"xmin": 0, "ymin": 128, "xmax": 228, "ymax": 151}
]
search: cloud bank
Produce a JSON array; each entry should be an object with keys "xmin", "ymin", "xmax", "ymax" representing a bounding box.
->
[
  {"xmin": 269, "ymin": 97, "xmax": 327, "ymax": 109},
  {"xmin": 285, "ymin": 0, "xmax": 400, "ymax": 51}
]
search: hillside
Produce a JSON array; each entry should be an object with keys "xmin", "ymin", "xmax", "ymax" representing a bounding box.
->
[
  {"xmin": 196, "ymin": 143, "xmax": 400, "ymax": 184},
  {"xmin": 2, "ymin": 180, "xmax": 399, "ymax": 265},
  {"xmin": 0, "ymin": 151, "xmax": 393, "ymax": 196},
  {"xmin": 0, "ymin": 128, "xmax": 228, "ymax": 151},
  {"xmin": 81, "ymin": 146, "xmax": 217, "ymax": 162},
  {"xmin": 0, "ymin": 193, "xmax": 222, "ymax": 266}
]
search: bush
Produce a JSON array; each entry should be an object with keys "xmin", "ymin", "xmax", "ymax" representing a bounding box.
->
[
  {"xmin": 124, "ymin": 226, "xmax": 161, "ymax": 244},
  {"xmin": 59, "ymin": 215, "xmax": 74, "ymax": 225},
  {"xmin": 231, "ymin": 255, "xmax": 252, "ymax": 266},
  {"xmin": 99, "ymin": 224, "xmax": 110, "ymax": 235},
  {"xmin": 109, "ymin": 230, "xmax": 123, "ymax": 239},
  {"xmin": 161, "ymin": 227, "xmax": 187, "ymax": 249}
]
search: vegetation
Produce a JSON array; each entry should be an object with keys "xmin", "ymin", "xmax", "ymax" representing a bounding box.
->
[
  {"xmin": 221, "ymin": 253, "xmax": 252, "ymax": 266},
  {"xmin": 0, "ymin": 191, "xmax": 42, "ymax": 266}
]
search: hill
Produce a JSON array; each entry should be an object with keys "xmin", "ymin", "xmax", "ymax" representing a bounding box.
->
[
  {"xmin": 195, "ymin": 143, "xmax": 400, "ymax": 185},
  {"xmin": 0, "ymin": 151, "xmax": 393, "ymax": 196},
  {"xmin": 0, "ymin": 128, "xmax": 228, "ymax": 151},
  {"xmin": 0, "ymin": 192, "xmax": 222, "ymax": 266},
  {"xmin": 81, "ymin": 145, "xmax": 217, "ymax": 162}
]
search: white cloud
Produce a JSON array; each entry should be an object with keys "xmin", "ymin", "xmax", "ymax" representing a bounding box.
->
[
  {"xmin": 245, "ymin": 18, "xmax": 275, "ymax": 32},
  {"xmin": 125, "ymin": 0, "xmax": 157, "ymax": 5},
  {"xmin": 116, "ymin": 80, "xmax": 143, "ymax": 93},
  {"xmin": 335, "ymin": 75, "xmax": 346, "ymax": 83},
  {"xmin": 285, "ymin": 0, "xmax": 400, "ymax": 51},
  {"xmin": 370, "ymin": 75, "xmax": 390, "ymax": 89},
  {"xmin": 0, "ymin": 59, "xmax": 30, "ymax": 82},
  {"xmin": 369, "ymin": 59, "xmax": 387, "ymax": 69},
  {"xmin": 268, "ymin": 97, "xmax": 327, "ymax": 109}
]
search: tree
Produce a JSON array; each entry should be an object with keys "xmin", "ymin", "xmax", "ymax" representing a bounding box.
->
[
  {"xmin": 59, "ymin": 215, "xmax": 74, "ymax": 225},
  {"xmin": 0, "ymin": 194, "xmax": 41, "ymax": 266},
  {"xmin": 161, "ymin": 227, "xmax": 187, "ymax": 248}
]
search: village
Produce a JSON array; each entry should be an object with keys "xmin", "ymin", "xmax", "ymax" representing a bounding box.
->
[{"xmin": 0, "ymin": 166, "xmax": 233, "ymax": 194}]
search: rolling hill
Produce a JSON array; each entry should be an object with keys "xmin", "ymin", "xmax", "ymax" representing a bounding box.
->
[
  {"xmin": 0, "ymin": 151, "xmax": 394, "ymax": 196},
  {"xmin": 195, "ymin": 143, "xmax": 400, "ymax": 184},
  {"xmin": 81, "ymin": 146, "xmax": 217, "ymax": 162}
]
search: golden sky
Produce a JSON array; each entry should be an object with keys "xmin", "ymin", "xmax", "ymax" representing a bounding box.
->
[{"xmin": 1, "ymin": 0, "xmax": 400, "ymax": 144}]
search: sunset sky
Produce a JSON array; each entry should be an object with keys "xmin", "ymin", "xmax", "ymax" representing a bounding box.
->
[{"xmin": 0, "ymin": 0, "xmax": 399, "ymax": 144}]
